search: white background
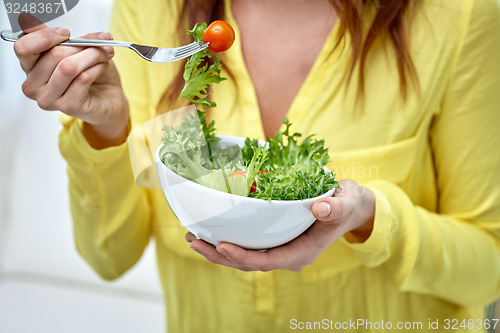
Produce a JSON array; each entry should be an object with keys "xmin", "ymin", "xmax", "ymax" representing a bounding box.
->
[{"xmin": 0, "ymin": 1, "xmax": 164, "ymax": 332}]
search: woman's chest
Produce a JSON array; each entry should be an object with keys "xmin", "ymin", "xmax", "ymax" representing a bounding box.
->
[{"xmin": 230, "ymin": 0, "xmax": 337, "ymax": 137}]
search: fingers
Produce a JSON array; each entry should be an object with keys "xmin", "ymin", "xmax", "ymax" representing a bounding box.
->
[
  {"xmin": 186, "ymin": 232, "xmax": 268, "ymax": 271},
  {"xmin": 185, "ymin": 229, "xmax": 330, "ymax": 272},
  {"xmin": 15, "ymin": 27, "xmax": 71, "ymax": 73},
  {"xmin": 311, "ymin": 179, "xmax": 362, "ymax": 223},
  {"xmin": 24, "ymin": 44, "xmax": 111, "ymax": 99},
  {"xmin": 313, "ymin": 179, "xmax": 376, "ymax": 240},
  {"xmin": 185, "ymin": 232, "xmax": 196, "ymax": 242},
  {"xmin": 81, "ymin": 31, "xmax": 114, "ymax": 55},
  {"xmin": 23, "ymin": 45, "xmax": 72, "ymax": 98},
  {"xmin": 215, "ymin": 227, "xmax": 329, "ymax": 272},
  {"xmin": 189, "ymin": 239, "xmax": 256, "ymax": 271},
  {"xmin": 312, "ymin": 197, "xmax": 346, "ymax": 222},
  {"xmin": 216, "ymin": 242, "xmax": 286, "ymax": 272},
  {"xmin": 38, "ymin": 48, "xmax": 113, "ymax": 110},
  {"xmin": 54, "ymin": 62, "xmax": 110, "ymax": 116},
  {"xmin": 18, "ymin": 29, "xmax": 115, "ymax": 116}
]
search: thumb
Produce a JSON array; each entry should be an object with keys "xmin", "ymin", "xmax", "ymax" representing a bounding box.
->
[{"xmin": 312, "ymin": 197, "xmax": 346, "ymax": 222}]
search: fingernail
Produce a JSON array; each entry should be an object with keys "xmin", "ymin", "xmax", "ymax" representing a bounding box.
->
[
  {"xmin": 104, "ymin": 46, "xmax": 114, "ymax": 55},
  {"xmin": 217, "ymin": 247, "xmax": 231, "ymax": 260},
  {"xmin": 317, "ymin": 202, "xmax": 331, "ymax": 218},
  {"xmin": 56, "ymin": 28, "xmax": 69, "ymax": 37},
  {"xmin": 190, "ymin": 245, "xmax": 202, "ymax": 254},
  {"xmin": 98, "ymin": 32, "xmax": 110, "ymax": 40}
]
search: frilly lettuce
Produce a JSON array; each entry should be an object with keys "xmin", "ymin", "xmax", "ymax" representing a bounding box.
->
[{"xmin": 160, "ymin": 23, "xmax": 339, "ymax": 200}]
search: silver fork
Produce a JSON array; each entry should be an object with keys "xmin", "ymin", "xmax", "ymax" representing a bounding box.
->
[{"xmin": 0, "ymin": 30, "xmax": 208, "ymax": 63}]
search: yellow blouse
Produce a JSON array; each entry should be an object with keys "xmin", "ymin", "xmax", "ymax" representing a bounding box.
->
[{"xmin": 58, "ymin": 0, "xmax": 500, "ymax": 331}]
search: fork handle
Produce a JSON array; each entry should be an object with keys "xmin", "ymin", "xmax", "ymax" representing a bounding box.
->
[
  {"xmin": 58, "ymin": 39, "xmax": 130, "ymax": 48},
  {"xmin": 1, "ymin": 30, "xmax": 131, "ymax": 48}
]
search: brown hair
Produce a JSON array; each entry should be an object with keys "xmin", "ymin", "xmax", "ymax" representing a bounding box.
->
[{"xmin": 158, "ymin": 0, "xmax": 418, "ymax": 112}]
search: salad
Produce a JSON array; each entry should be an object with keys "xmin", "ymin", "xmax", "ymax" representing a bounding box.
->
[{"xmin": 159, "ymin": 22, "xmax": 339, "ymax": 200}]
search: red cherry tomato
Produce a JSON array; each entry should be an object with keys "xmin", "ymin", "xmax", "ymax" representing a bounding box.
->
[
  {"xmin": 202, "ymin": 20, "xmax": 235, "ymax": 53},
  {"xmin": 230, "ymin": 170, "xmax": 267, "ymax": 193},
  {"xmin": 229, "ymin": 170, "xmax": 246, "ymax": 178},
  {"xmin": 250, "ymin": 170, "xmax": 267, "ymax": 193},
  {"xmin": 250, "ymin": 180, "xmax": 257, "ymax": 193}
]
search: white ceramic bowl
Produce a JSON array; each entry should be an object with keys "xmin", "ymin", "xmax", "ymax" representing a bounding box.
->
[{"xmin": 156, "ymin": 135, "xmax": 335, "ymax": 249}]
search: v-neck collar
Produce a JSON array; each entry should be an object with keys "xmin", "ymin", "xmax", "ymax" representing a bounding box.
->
[{"xmin": 223, "ymin": 0, "xmax": 341, "ymax": 138}]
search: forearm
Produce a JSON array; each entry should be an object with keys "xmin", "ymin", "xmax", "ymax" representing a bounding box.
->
[
  {"xmin": 69, "ymin": 174, "xmax": 151, "ymax": 280},
  {"xmin": 60, "ymin": 116, "xmax": 152, "ymax": 280},
  {"xmin": 346, "ymin": 180, "xmax": 500, "ymax": 307}
]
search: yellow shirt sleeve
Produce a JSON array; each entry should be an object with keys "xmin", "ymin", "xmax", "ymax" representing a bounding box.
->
[
  {"xmin": 344, "ymin": 0, "xmax": 500, "ymax": 307},
  {"xmin": 57, "ymin": 0, "xmax": 154, "ymax": 280}
]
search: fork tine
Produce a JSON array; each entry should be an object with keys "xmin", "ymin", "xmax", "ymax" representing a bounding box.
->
[
  {"xmin": 173, "ymin": 43, "xmax": 204, "ymax": 57},
  {"xmin": 172, "ymin": 45, "xmax": 207, "ymax": 61},
  {"xmin": 169, "ymin": 42, "xmax": 198, "ymax": 54}
]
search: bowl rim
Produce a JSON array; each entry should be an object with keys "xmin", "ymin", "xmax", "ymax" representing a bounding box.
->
[{"xmin": 155, "ymin": 135, "xmax": 336, "ymax": 204}]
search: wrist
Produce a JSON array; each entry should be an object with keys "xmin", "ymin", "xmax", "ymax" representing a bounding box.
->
[
  {"xmin": 345, "ymin": 186, "xmax": 375, "ymax": 243},
  {"xmin": 82, "ymin": 102, "xmax": 130, "ymax": 149}
]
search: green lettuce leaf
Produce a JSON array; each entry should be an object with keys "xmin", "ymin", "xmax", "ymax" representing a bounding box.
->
[
  {"xmin": 243, "ymin": 118, "xmax": 340, "ymax": 200},
  {"xmin": 179, "ymin": 23, "xmax": 226, "ymax": 108}
]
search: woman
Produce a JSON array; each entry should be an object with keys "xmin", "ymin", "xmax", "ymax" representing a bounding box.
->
[{"xmin": 12, "ymin": 0, "xmax": 500, "ymax": 331}]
